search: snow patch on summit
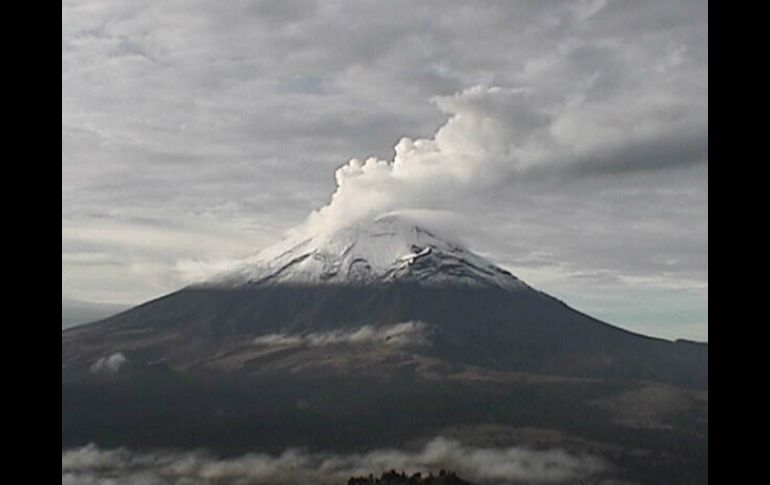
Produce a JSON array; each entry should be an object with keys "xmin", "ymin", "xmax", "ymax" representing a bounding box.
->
[{"xmin": 200, "ymin": 214, "xmax": 527, "ymax": 291}]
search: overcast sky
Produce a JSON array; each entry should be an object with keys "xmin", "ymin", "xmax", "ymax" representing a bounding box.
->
[{"xmin": 62, "ymin": 0, "xmax": 708, "ymax": 341}]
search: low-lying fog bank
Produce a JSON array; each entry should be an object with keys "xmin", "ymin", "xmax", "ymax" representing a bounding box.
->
[{"xmin": 62, "ymin": 437, "xmax": 622, "ymax": 485}]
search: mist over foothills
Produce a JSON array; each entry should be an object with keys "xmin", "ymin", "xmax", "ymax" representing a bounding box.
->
[{"xmin": 63, "ymin": 438, "xmax": 615, "ymax": 485}]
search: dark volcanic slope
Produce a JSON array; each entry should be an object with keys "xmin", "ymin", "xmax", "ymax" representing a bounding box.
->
[
  {"xmin": 62, "ymin": 215, "xmax": 706, "ymax": 388},
  {"xmin": 62, "ymin": 283, "xmax": 707, "ymax": 389}
]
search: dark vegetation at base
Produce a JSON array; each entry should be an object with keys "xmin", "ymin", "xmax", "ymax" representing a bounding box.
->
[
  {"xmin": 347, "ymin": 470, "xmax": 473, "ymax": 485},
  {"xmin": 62, "ymin": 371, "xmax": 707, "ymax": 485}
]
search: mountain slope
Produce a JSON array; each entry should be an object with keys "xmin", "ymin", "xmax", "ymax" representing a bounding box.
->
[
  {"xmin": 61, "ymin": 298, "xmax": 128, "ymax": 329},
  {"xmin": 62, "ymin": 215, "xmax": 706, "ymax": 388},
  {"xmin": 62, "ymin": 215, "xmax": 707, "ymax": 483}
]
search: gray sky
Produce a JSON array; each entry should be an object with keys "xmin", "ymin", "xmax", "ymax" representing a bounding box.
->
[{"xmin": 62, "ymin": 0, "xmax": 708, "ymax": 340}]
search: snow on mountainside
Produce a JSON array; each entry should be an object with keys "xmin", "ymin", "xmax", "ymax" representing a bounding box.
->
[{"xmin": 200, "ymin": 214, "xmax": 528, "ymax": 291}]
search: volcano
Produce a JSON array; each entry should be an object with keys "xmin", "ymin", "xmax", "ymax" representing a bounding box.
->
[
  {"xmin": 62, "ymin": 215, "xmax": 707, "ymax": 483},
  {"xmin": 63, "ymin": 214, "xmax": 706, "ymax": 385}
]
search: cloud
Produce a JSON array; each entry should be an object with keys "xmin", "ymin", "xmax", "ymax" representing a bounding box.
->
[
  {"xmin": 62, "ymin": 0, "xmax": 707, "ymax": 340},
  {"xmin": 305, "ymin": 82, "xmax": 706, "ymax": 235},
  {"xmin": 90, "ymin": 353, "xmax": 128, "ymax": 374},
  {"xmin": 253, "ymin": 321, "xmax": 431, "ymax": 347},
  {"xmin": 62, "ymin": 437, "xmax": 613, "ymax": 485}
]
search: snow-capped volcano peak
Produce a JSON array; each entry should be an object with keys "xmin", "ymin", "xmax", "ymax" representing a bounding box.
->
[{"xmin": 202, "ymin": 214, "xmax": 527, "ymax": 290}]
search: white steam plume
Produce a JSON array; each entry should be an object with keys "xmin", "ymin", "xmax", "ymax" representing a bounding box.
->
[{"xmin": 304, "ymin": 84, "xmax": 706, "ymax": 236}]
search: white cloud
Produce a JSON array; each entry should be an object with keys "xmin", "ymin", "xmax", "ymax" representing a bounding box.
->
[
  {"xmin": 253, "ymin": 321, "xmax": 431, "ymax": 348},
  {"xmin": 305, "ymin": 81, "xmax": 705, "ymax": 236},
  {"xmin": 90, "ymin": 353, "xmax": 128, "ymax": 374},
  {"xmin": 62, "ymin": 437, "xmax": 611, "ymax": 484}
]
